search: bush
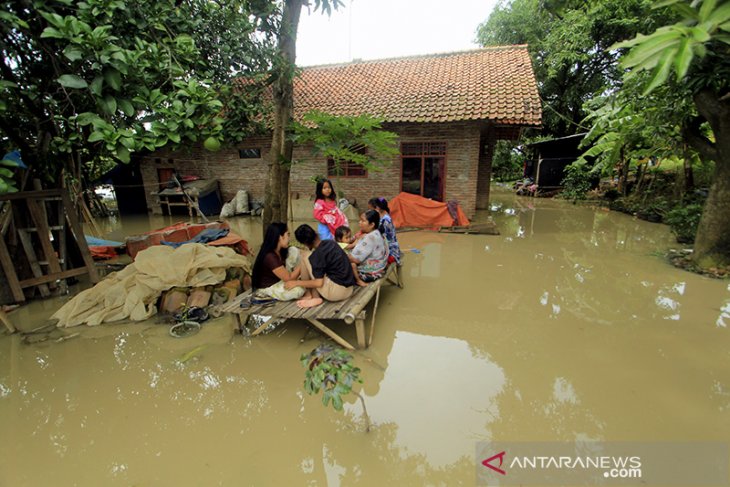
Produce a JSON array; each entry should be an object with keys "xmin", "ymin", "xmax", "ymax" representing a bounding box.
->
[
  {"xmin": 560, "ymin": 163, "xmax": 593, "ymax": 201},
  {"xmin": 664, "ymin": 202, "xmax": 704, "ymax": 244}
]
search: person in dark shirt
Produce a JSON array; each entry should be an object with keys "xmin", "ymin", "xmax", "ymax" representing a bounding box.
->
[
  {"xmin": 251, "ymin": 222, "xmax": 305, "ymax": 300},
  {"xmin": 285, "ymin": 224, "xmax": 356, "ymax": 308}
]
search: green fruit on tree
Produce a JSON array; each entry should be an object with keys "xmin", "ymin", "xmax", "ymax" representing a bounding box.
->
[{"xmin": 204, "ymin": 137, "xmax": 221, "ymax": 151}]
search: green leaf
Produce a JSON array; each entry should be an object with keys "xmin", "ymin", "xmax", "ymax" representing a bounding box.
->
[
  {"xmin": 88, "ymin": 131, "xmax": 105, "ymax": 142},
  {"xmin": 644, "ymin": 48, "xmax": 678, "ymax": 95},
  {"xmin": 116, "ymin": 146, "xmax": 130, "ymax": 163},
  {"xmin": 698, "ymin": 0, "xmax": 717, "ymax": 22},
  {"xmin": 102, "ymin": 95, "xmax": 117, "ymax": 114},
  {"xmin": 118, "ymin": 99, "xmax": 135, "ymax": 117},
  {"xmin": 119, "ymin": 136, "xmax": 135, "ymax": 149},
  {"xmin": 0, "ymin": 168, "xmax": 13, "ymax": 178},
  {"xmin": 671, "ymin": 2, "xmax": 700, "ymax": 20},
  {"xmin": 332, "ymin": 394, "xmax": 343, "ymax": 411},
  {"xmin": 653, "ymin": 0, "xmax": 682, "ymax": 7},
  {"xmin": 103, "ymin": 68, "xmax": 122, "ymax": 91},
  {"xmin": 674, "ymin": 37, "xmax": 694, "ymax": 79},
  {"xmin": 57, "ymin": 74, "xmax": 88, "ymax": 89},
  {"xmin": 90, "ymin": 76, "xmax": 103, "ymax": 96},
  {"xmin": 40, "ymin": 27, "xmax": 65, "ymax": 39},
  {"xmin": 618, "ymin": 30, "xmax": 680, "ymax": 69},
  {"xmin": 63, "ymin": 46, "xmax": 84, "ymax": 62},
  {"xmin": 708, "ymin": 3, "xmax": 730, "ymax": 25},
  {"xmin": 688, "ymin": 26, "xmax": 711, "ymax": 42}
]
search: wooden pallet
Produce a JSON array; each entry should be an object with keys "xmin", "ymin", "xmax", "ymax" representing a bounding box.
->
[{"xmin": 216, "ymin": 264, "xmax": 403, "ymax": 350}]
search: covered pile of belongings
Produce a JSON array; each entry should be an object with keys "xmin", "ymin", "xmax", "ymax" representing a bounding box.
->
[
  {"xmin": 125, "ymin": 221, "xmax": 249, "ymax": 260},
  {"xmin": 52, "ymin": 244, "xmax": 251, "ymax": 327},
  {"xmin": 389, "ymin": 192, "xmax": 470, "ymax": 228}
]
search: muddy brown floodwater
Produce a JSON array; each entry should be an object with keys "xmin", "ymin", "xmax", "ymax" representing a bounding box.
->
[{"xmin": 1, "ymin": 186, "xmax": 729, "ymax": 486}]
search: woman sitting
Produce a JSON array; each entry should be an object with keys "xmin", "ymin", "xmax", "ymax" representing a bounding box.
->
[
  {"xmin": 251, "ymin": 222, "xmax": 305, "ymax": 301},
  {"xmin": 368, "ymin": 197, "xmax": 401, "ymax": 265},
  {"xmin": 349, "ymin": 209, "xmax": 389, "ymax": 287}
]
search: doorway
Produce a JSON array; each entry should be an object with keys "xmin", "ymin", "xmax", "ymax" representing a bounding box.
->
[{"xmin": 400, "ymin": 142, "xmax": 446, "ymax": 201}]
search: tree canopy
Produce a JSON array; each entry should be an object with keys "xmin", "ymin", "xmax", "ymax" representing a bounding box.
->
[
  {"xmin": 0, "ymin": 0, "xmax": 277, "ymax": 186},
  {"xmin": 477, "ymin": 0, "xmax": 675, "ymax": 137}
]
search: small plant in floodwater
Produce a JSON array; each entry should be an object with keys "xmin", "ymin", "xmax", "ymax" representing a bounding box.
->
[{"xmin": 301, "ymin": 344, "xmax": 371, "ymax": 432}]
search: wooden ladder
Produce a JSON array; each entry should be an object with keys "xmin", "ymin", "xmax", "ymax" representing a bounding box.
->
[{"xmin": 0, "ymin": 189, "xmax": 100, "ymax": 304}]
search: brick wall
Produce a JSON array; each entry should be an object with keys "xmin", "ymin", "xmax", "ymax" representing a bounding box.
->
[
  {"xmin": 477, "ymin": 126, "xmax": 496, "ymax": 210},
  {"xmin": 289, "ymin": 121, "xmax": 484, "ymax": 216},
  {"xmin": 138, "ymin": 121, "xmax": 490, "ymax": 217}
]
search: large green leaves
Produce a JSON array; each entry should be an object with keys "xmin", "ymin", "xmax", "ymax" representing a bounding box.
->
[{"xmin": 613, "ymin": 0, "xmax": 730, "ymax": 94}]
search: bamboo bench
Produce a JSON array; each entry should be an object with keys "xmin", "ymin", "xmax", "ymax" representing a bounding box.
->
[{"xmin": 216, "ymin": 264, "xmax": 403, "ymax": 350}]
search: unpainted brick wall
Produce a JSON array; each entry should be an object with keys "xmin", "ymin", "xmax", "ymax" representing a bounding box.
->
[{"xmin": 138, "ymin": 121, "xmax": 491, "ymax": 217}]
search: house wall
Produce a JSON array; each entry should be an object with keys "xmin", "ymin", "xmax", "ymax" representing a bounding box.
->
[
  {"xmin": 477, "ymin": 126, "xmax": 495, "ymax": 210},
  {"xmin": 138, "ymin": 121, "xmax": 489, "ymax": 218}
]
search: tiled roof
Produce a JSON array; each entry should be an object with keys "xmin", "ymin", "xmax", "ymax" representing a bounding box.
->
[{"xmin": 293, "ymin": 46, "xmax": 542, "ymax": 126}]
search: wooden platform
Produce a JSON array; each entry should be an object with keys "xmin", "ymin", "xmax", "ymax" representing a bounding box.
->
[{"xmin": 216, "ymin": 264, "xmax": 403, "ymax": 350}]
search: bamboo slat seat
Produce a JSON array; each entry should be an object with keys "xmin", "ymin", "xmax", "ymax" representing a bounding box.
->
[{"xmin": 216, "ymin": 264, "xmax": 403, "ymax": 349}]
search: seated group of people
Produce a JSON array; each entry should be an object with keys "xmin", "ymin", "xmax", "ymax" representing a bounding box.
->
[{"xmin": 251, "ymin": 180, "xmax": 401, "ymax": 309}]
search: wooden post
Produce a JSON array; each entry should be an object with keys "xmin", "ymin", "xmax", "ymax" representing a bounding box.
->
[
  {"xmin": 26, "ymin": 198, "xmax": 63, "ymax": 277},
  {"xmin": 355, "ymin": 316, "xmax": 366, "ymax": 349},
  {"xmin": 306, "ymin": 318, "xmax": 355, "ymax": 350},
  {"xmin": 0, "ymin": 309, "xmax": 16, "ymax": 333},
  {"xmin": 61, "ymin": 192, "xmax": 100, "ymax": 284},
  {"xmin": 16, "ymin": 229, "xmax": 51, "ymax": 297},
  {"xmin": 367, "ymin": 287, "xmax": 381, "ymax": 346},
  {"xmin": 0, "ymin": 235, "xmax": 24, "ymax": 303}
]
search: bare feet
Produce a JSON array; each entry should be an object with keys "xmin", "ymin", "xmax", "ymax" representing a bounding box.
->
[{"xmin": 297, "ymin": 297, "xmax": 323, "ymax": 308}]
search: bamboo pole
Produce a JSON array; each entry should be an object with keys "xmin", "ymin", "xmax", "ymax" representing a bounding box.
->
[{"xmin": 343, "ymin": 284, "xmax": 379, "ymax": 324}]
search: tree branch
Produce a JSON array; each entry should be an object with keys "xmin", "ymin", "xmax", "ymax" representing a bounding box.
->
[
  {"xmin": 693, "ymin": 88, "xmax": 727, "ymax": 133},
  {"xmin": 682, "ymin": 116, "xmax": 718, "ymax": 163}
]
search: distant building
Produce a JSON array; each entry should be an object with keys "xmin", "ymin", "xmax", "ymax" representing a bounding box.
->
[
  {"xmin": 525, "ymin": 133, "xmax": 587, "ymax": 192},
  {"xmin": 136, "ymin": 46, "xmax": 542, "ymax": 217}
]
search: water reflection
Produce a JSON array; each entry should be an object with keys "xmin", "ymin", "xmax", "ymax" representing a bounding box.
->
[{"xmin": 361, "ymin": 331, "xmax": 505, "ymax": 468}]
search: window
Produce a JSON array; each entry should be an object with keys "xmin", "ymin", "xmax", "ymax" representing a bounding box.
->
[
  {"xmin": 400, "ymin": 141, "xmax": 446, "ymax": 201},
  {"xmin": 239, "ymin": 148, "xmax": 261, "ymax": 159},
  {"xmin": 327, "ymin": 147, "xmax": 368, "ymax": 177},
  {"xmin": 327, "ymin": 159, "xmax": 368, "ymax": 177}
]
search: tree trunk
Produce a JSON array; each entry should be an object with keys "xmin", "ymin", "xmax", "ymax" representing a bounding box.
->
[
  {"xmin": 617, "ymin": 146, "xmax": 629, "ymax": 196},
  {"xmin": 263, "ymin": 0, "xmax": 302, "ymax": 235},
  {"xmin": 686, "ymin": 90, "xmax": 730, "ymax": 268},
  {"xmin": 683, "ymin": 152, "xmax": 694, "ymax": 195}
]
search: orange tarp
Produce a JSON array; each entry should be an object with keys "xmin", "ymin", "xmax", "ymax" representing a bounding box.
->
[{"xmin": 389, "ymin": 192, "xmax": 470, "ymax": 228}]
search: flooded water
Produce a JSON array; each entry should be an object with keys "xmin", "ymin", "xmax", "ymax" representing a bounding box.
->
[{"xmin": 1, "ymin": 186, "xmax": 729, "ymax": 486}]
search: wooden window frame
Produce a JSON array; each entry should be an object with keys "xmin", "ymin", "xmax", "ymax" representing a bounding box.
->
[{"xmin": 399, "ymin": 141, "xmax": 448, "ymax": 201}]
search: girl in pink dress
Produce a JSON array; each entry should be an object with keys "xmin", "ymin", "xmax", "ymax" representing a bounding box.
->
[{"xmin": 313, "ymin": 179, "xmax": 348, "ymax": 240}]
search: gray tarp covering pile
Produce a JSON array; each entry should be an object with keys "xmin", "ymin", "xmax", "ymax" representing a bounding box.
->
[{"xmin": 52, "ymin": 244, "xmax": 251, "ymax": 327}]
